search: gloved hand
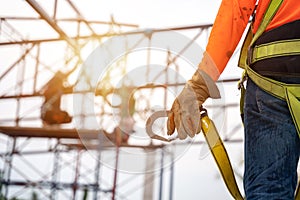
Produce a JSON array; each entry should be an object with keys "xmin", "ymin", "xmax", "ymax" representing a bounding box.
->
[{"xmin": 167, "ymin": 53, "xmax": 221, "ymax": 139}]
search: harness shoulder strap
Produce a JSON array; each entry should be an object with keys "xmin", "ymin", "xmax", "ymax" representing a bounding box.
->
[
  {"xmin": 250, "ymin": 0, "xmax": 284, "ymax": 46},
  {"xmin": 238, "ymin": 0, "xmax": 283, "ymax": 68},
  {"xmin": 238, "ymin": 27, "xmax": 253, "ymax": 69}
]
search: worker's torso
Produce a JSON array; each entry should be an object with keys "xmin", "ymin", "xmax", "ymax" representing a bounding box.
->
[
  {"xmin": 253, "ymin": 0, "xmax": 300, "ymax": 33},
  {"xmin": 251, "ymin": 0, "xmax": 300, "ymax": 79}
]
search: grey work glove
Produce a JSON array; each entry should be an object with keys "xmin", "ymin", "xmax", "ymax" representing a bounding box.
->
[{"xmin": 167, "ymin": 69, "xmax": 220, "ymax": 139}]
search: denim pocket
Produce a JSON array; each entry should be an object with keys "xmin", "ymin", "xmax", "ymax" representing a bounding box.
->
[{"xmin": 255, "ymin": 82, "xmax": 293, "ymax": 124}]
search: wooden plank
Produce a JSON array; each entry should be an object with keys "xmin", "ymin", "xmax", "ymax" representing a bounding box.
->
[{"xmin": 0, "ymin": 126, "xmax": 100, "ymax": 139}]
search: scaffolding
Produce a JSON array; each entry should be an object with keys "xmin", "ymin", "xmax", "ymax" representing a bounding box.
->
[{"xmin": 0, "ymin": 1, "xmax": 245, "ymax": 199}]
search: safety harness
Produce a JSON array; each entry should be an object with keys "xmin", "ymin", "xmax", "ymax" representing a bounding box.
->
[
  {"xmin": 238, "ymin": 0, "xmax": 300, "ymax": 136},
  {"xmin": 200, "ymin": 2, "xmax": 300, "ymax": 198},
  {"xmin": 237, "ymin": 0, "xmax": 300, "ymax": 198},
  {"xmin": 147, "ymin": 1, "xmax": 300, "ymax": 199},
  {"xmin": 208, "ymin": 0, "xmax": 300, "ymax": 195}
]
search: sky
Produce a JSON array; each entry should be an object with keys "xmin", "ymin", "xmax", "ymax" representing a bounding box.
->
[
  {"xmin": 0, "ymin": 0, "xmax": 246, "ymax": 199},
  {"xmin": 0, "ymin": 0, "xmax": 221, "ymax": 36}
]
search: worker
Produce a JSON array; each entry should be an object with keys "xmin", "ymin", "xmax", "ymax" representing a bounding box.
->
[
  {"xmin": 103, "ymin": 118, "xmax": 135, "ymax": 145},
  {"xmin": 167, "ymin": 0, "xmax": 300, "ymax": 199},
  {"xmin": 40, "ymin": 71, "xmax": 73, "ymax": 125},
  {"xmin": 103, "ymin": 85, "xmax": 136, "ymax": 145}
]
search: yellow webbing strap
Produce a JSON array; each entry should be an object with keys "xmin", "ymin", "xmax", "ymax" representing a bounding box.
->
[
  {"xmin": 239, "ymin": 0, "xmax": 300, "ymax": 136},
  {"xmin": 246, "ymin": 67, "xmax": 300, "ymax": 136},
  {"xmin": 147, "ymin": 108, "xmax": 300, "ymax": 199},
  {"xmin": 201, "ymin": 113, "xmax": 244, "ymax": 200},
  {"xmin": 238, "ymin": 0, "xmax": 284, "ymax": 68},
  {"xmin": 250, "ymin": 39, "xmax": 300, "ymax": 64},
  {"xmin": 236, "ymin": 1, "xmax": 300, "ymax": 198},
  {"xmin": 201, "ymin": 105, "xmax": 300, "ymax": 199},
  {"xmin": 296, "ymin": 185, "xmax": 300, "ymax": 200},
  {"xmin": 147, "ymin": 109, "xmax": 245, "ymax": 199},
  {"xmin": 249, "ymin": 0, "xmax": 283, "ymax": 47},
  {"xmin": 246, "ymin": 67, "xmax": 300, "ymax": 200},
  {"xmin": 238, "ymin": 27, "xmax": 253, "ymax": 69}
]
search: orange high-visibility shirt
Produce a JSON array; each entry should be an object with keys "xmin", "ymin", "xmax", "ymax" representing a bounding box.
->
[{"xmin": 205, "ymin": 0, "xmax": 300, "ymax": 78}]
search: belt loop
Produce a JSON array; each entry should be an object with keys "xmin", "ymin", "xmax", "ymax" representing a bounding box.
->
[{"xmin": 247, "ymin": 46, "xmax": 254, "ymax": 66}]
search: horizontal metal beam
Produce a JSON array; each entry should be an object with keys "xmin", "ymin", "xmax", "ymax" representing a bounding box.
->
[
  {"xmin": 0, "ymin": 24, "xmax": 212, "ymax": 46},
  {"xmin": 0, "ymin": 16, "xmax": 139, "ymax": 27},
  {"xmin": 0, "ymin": 180, "xmax": 105, "ymax": 191},
  {"xmin": 0, "ymin": 78, "xmax": 238, "ymax": 99}
]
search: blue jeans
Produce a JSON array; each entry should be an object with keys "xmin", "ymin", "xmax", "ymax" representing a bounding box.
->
[{"xmin": 243, "ymin": 78, "xmax": 300, "ymax": 199}]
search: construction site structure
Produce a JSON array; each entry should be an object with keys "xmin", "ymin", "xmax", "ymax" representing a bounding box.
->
[{"xmin": 0, "ymin": 1, "xmax": 245, "ymax": 199}]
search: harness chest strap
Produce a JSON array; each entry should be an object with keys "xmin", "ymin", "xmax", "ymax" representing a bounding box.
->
[
  {"xmin": 250, "ymin": 39, "xmax": 300, "ymax": 64},
  {"xmin": 240, "ymin": 0, "xmax": 300, "ymax": 66}
]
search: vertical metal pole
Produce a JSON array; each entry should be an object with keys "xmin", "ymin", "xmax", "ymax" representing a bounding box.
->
[
  {"xmin": 53, "ymin": 0, "xmax": 58, "ymax": 19},
  {"xmin": 72, "ymin": 149, "xmax": 81, "ymax": 200},
  {"xmin": 145, "ymin": 32, "xmax": 152, "ymax": 83},
  {"xmin": 51, "ymin": 139, "xmax": 60, "ymax": 200},
  {"xmin": 93, "ymin": 134, "xmax": 103, "ymax": 200},
  {"xmin": 15, "ymin": 58, "xmax": 25, "ymax": 126},
  {"xmin": 3, "ymin": 137, "xmax": 16, "ymax": 199},
  {"xmin": 33, "ymin": 44, "xmax": 40, "ymax": 93},
  {"xmin": 112, "ymin": 128, "xmax": 121, "ymax": 200},
  {"xmin": 143, "ymin": 149, "xmax": 156, "ymax": 200},
  {"xmin": 169, "ymin": 151, "xmax": 174, "ymax": 200},
  {"xmin": 111, "ymin": 146, "xmax": 120, "ymax": 200},
  {"xmin": 158, "ymin": 148, "xmax": 164, "ymax": 200}
]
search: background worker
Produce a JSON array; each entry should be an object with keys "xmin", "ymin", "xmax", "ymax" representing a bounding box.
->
[
  {"xmin": 97, "ymin": 84, "xmax": 136, "ymax": 145},
  {"xmin": 167, "ymin": 0, "xmax": 300, "ymax": 199},
  {"xmin": 40, "ymin": 71, "xmax": 73, "ymax": 125}
]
